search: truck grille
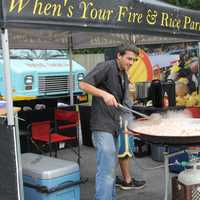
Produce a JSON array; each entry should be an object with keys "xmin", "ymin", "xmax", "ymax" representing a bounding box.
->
[{"xmin": 39, "ymin": 75, "xmax": 75, "ymax": 94}]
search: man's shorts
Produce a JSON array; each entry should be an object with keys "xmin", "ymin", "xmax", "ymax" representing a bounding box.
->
[{"xmin": 117, "ymin": 133, "xmax": 135, "ymax": 158}]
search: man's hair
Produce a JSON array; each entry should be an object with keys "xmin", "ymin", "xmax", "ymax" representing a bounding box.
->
[{"xmin": 114, "ymin": 44, "xmax": 139, "ymax": 58}]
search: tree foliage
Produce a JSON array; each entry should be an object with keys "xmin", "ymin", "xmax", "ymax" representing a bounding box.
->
[{"xmin": 163, "ymin": 0, "xmax": 200, "ymax": 10}]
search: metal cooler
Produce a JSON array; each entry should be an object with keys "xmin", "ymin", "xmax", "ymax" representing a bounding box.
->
[{"xmin": 22, "ymin": 153, "xmax": 80, "ymax": 200}]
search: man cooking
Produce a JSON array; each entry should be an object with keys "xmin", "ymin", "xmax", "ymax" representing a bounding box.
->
[{"xmin": 80, "ymin": 44, "xmax": 144, "ymax": 200}]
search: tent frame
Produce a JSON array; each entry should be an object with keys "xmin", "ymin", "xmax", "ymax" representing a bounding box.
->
[{"xmin": 0, "ymin": 0, "xmax": 200, "ymax": 199}]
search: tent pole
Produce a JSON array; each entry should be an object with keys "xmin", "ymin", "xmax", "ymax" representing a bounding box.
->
[
  {"xmin": 1, "ymin": 29, "xmax": 14, "ymax": 125},
  {"xmin": 1, "ymin": 28, "xmax": 24, "ymax": 200},
  {"xmin": 68, "ymin": 33, "xmax": 74, "ymax": 105},
  {"xmin": 198, "ymin": 42, "xmax": 200, "ymax": 94}
]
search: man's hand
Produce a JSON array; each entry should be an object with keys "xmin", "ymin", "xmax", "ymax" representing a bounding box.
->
[{"xmin": 102, "ymin": 91, "xmax": 118, "ymax": 107}]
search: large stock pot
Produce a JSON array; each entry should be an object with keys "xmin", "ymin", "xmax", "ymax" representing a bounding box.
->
[{"xmin": 135, "ymin": 81, "xmax": 151, "ymax": 100}]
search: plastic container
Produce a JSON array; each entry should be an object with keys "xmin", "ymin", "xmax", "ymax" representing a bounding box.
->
[
  {"xmin": 151, "ymin": 144, "xmax": 185, "ymax": 163},
  {"xmin": 150, "ymin": 144, "xmax": 166, "ymax": 162},
  {"xmin": 172, "ymin": 176, "xmax": 200, "ymax": 200},
  {"xmin": 134, "ymin": 139, "xmax": 150, "ymax": 158},
  {"xmin": 178, "ymin": 160, "xmax": 200, "ymax": 185},
  {"xmin": 22, "ymin": 153, "xmax": 80, "ymax": 200},
  {"xmin": 169, "ymin": 152, "xmax": 188, "ymax": 173},
  {"xmin": 185, "ymin": 107, "xmax": 200, "ymax": 118}
]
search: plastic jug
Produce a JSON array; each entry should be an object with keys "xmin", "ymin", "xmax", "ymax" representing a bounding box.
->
[{"xmin": 178, "ymin": 160, "xmax": 200, "ymax": 185}]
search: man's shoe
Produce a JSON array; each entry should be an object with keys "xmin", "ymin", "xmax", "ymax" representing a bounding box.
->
[
  {"xmin": 115, "ymin": 176, "xmax": 123, "ymax": 187},
  {"xmin": 119, "ymin": 178, "xmax": 146, "ymax": 190}
]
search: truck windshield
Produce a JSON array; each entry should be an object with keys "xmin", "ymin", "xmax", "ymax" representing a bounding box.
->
[
  {"xmin": 37, "ymin": 50, "xmax": 68, "ymax": 59},
  {"xmin": 0, "ymin": 49, "xmax": 69, "ymax": 59},
  {"xmin": 10, "ymin": 49, "xmax": 36, "ymax": 60}
]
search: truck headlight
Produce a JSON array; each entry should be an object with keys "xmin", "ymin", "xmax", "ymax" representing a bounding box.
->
[
  {"xmin": 24, "ymin": 75, "xmax": 33, "ymax": 85},
  {"xmin": 77, "ymin": 73, "xmax": 84, "ymax": 81}
]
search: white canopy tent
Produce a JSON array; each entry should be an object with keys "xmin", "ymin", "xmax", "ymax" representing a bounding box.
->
[{"xmin": 0, "ymin": 0, "xmax": 200, "ymax": 199}]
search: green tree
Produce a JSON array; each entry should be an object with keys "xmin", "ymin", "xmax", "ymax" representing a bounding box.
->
[{"xmin": 163, "ymin": 0, "xmax": 200, "ymax": 10}]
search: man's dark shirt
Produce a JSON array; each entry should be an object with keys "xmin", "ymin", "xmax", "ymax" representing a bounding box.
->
[{"xmin": 82, "ymin": 60, "xmax": 131, "ymax": 134}]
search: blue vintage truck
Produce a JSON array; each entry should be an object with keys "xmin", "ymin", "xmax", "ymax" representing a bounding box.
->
[{"xmin": 0, "ymin": 49, "xmax": 88, "ymax": 108}]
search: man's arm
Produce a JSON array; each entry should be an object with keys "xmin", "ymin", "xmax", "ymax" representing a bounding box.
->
[{"xmin": 80, "ymin": 81, "xmax": 118, "ymax": 107}]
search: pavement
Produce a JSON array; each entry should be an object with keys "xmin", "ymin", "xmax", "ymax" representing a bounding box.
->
[{"xmin": 58, "ymin": 145, "xmax": 175, "ymax": 200}]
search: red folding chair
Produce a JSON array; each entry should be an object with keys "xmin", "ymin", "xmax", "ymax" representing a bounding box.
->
[
  {"xmin": 54, "ymin": 109, "xmax": 80, "ymax": 165},
  {"xmin": 31, "ymin": 120, "xmax": 75, "ymax": 157}
]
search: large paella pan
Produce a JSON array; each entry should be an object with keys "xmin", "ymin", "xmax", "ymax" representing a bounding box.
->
[{"xmin": 128, "ymin": 112, "xmax": 200, "ymax": 145}]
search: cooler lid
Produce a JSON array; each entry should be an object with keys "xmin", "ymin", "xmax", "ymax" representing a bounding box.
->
[{"xmin": 22, "ymin": 153, "xmax": 79, "ymax": 179}]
